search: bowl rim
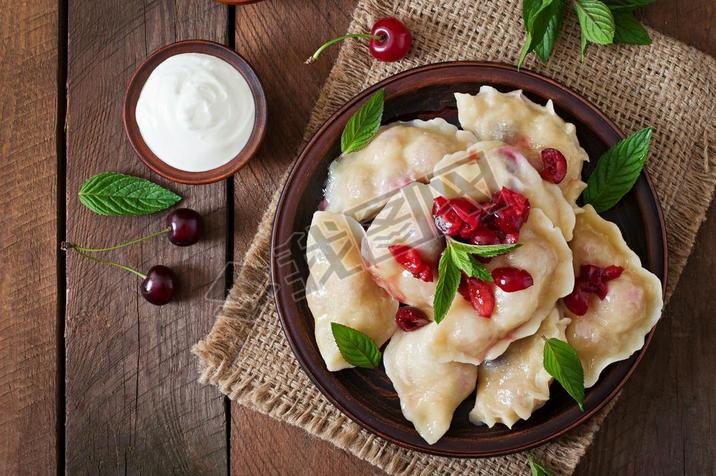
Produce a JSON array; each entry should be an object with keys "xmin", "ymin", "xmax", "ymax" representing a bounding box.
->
[
  {"xmin": 270, "ymin": 60, "xmax": 668, "ymax": 457},
  {"xmin": 122, "ymin": 39, "xmax": 267, "ymax": 185}
]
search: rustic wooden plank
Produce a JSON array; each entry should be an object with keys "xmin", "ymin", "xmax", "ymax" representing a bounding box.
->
[
  {"xmin": 0, "ymin": 0, "xmax": 59, "ymax": 474},
  {"xmin": 576, "ymin": 2, "xmax": 716, "ymax": 474},
  {"xmin": 229, "ymin": 0, "xmax": 716, "ymax": 474},
  {"xmin": 65, "ymin": 1, "xmax": 228, "ymax": 473},
  {"xmin": 229, "ymin": 0, "xmax": 379, "ymax": 473}
]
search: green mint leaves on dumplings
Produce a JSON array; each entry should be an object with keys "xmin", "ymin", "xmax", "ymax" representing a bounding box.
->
[
  {"xmin": 79, "ymin": 172, "xmax": 182, "ymax": 216},
  {"xmin": 583, "ymin": 127, "xmax": 653, "ymax": 212},
  {"xmin": 543, "ymin": 338, "xmax": 586, "ymax": 410},
  {"xmin": 331, "ymin": 322, "xmax": 382, "ymax": 369},
  {"xmin": 433, "ymin": 241, "xmax": 521, "ymax": 324},
  {"xmin": 340, "ymin": 89, "xmax": 384, "ymax": 154},
  {"xmin": 518, "ymin": 0, "xmax": 653, "ymax": 66}
]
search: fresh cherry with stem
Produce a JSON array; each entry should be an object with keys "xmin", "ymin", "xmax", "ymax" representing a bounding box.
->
[
  {"xmin": 61, "ymin": 243, "xmax": 178, "ymax": 306},
  {"xmin": 306, "ymin": 17, "xmax": 412, "ymax": 64}
]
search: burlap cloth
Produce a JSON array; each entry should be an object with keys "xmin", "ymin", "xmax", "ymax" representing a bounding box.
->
[{"xmin": 193, "ymin": 0, "xmax": 716, "ymax": 473}]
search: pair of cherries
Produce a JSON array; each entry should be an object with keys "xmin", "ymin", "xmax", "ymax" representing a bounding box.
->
[{"xmin": 63, "ymin": 208, "xmax": 203, "ymax": 306}]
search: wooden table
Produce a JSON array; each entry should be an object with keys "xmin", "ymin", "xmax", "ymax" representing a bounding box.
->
[{"xmin": 1, "ymin": 1, "xmax": 714, "ymax": 474}]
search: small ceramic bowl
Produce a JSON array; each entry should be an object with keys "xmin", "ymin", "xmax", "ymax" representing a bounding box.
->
[{"xmin": 123, "ymin": 40, "xmax": 267, "ymax": 185}]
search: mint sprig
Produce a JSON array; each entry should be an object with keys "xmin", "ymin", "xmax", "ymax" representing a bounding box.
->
[
  {"xmin": 528, "ymin": 455, "xmax": 555, "ymax": 476},
  {"xmin": 582, "ymin": 127, "xmax": 653, "ymax": 212},
  {"xmin": 340, "ymin": 89, "xmax": 384, "ymax": 154},
  {"xmin": 433, "ymin": 241, "xmax": 521, "ymax": 323},
  {"xmin": 518, "ymin": 0, "xmax": 652, "ymax": 65},
  {"xmin": 78, "ymin": 172, "xmax": 182, "ymax": 216},
  {"xmin": 331, "ymin": 322, "xmax": 382, "ymax": 369},
  {"xmin": 543, "ymin": 338, "xmax": 585, "ymax": 410}
]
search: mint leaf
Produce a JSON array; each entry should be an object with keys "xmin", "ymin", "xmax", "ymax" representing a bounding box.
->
[
  {"xmin": 518, "ymin": 0, "xmax": 558, "ymax": 68},
  {"xmin": 612, "ymin": 11, "xmax": 652, "ymax": 44},
  {"xmin": 543, "ymin": 338, "xmax": 585, "ymax": 410},
  {"xmin": 433, "ymin": 247, "xmax": 461, "ymax": 324},
  {"xmin": 575, "ymin": 0, "xmax": 615, "ymax": 49},
  {"xmin": 330, "ymin": 322, "xmax": 381, "ymax": 369},
  {"xmin": 534, "ymin": 0, "xmax": 566, "ymax": 63},
  {"xmin": 451, "ymin": 250, "xmax": 493, "ymax": 282},
  {"xmin": 582, "ymin": 127, "xmax": 653, "ymax": 212},
  {"xmin": 528, "ymin": 455, "xmax": 555, "ymax": 476},
  {"xmin": 78, "ymin": 172, "xmax": 182, "ymax": 216},
  {"xmin": 603, "ymin": 0, "xmax": 655, "ymax": 10},
  {"xmin": 340, "ymin": 89, "xmax": 384, "ymax": 154},
  {"xmin": 448, "ymin": 240, "xmax": 522, "ymax": 258}
]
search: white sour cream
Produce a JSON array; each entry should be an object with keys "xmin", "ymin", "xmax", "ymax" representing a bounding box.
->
[{"xmin": 135, "ymin": 52, "xmax": 256, "ymax": 172}]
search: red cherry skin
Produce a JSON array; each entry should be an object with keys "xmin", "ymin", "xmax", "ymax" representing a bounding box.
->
[
  {"xmin": 459, "ymin": 275, "xmax": 495, "ymax": 317},
  {"xmin": 388, "ymin": 244, "xmax": 434, "ymax": 282},
  {"xmin": 492, "ymin": 267, "xmax": 534, "ymax": 292},
  {"xmin": 141, "ymin": 265, "xmax": 177, "ymax": 306},
  {"xmin": 370, "ymin": 17, "xmax": 412, "ymax": 62},
  {"xmin": 167, "ymin": 208, "xmax": 203, "ymax": 246},
  {"xmin": 564, "ymin": 288, "xmax": 589, "ymax": 316},
  {"xmin": 539, "ymin": 148, "xmax": 568, "ymax": 184},
  {"xmin": 395, "ymin": 306, "xmax": 431, "ymax": 331}
]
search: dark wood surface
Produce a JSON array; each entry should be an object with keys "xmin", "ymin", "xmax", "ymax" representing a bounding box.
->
[{"xmin": 0, "ymin": 0, "xmax": 713, "ymax": 474}]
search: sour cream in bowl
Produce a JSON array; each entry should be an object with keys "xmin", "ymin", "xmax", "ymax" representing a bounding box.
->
[{"xmin": 123, "ymin": 40, "xmax": 267, "ymax": 184}]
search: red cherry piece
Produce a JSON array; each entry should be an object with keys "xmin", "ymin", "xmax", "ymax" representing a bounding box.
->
[
  {"xmin": 470, "ymin": 228, "xmax": 501, "ymax": 245},
  {"xmin": 432, "ymin": 197, "xmax": 463, "ymax": 236},
  {"xmin": 388, "ymin": 244, "xmax": 434, "ymax": 282},
  {"xmin": 489, "ymin": 187, "xmax": 531, "ymax": 236},
  {"xmin": 395, "ymin": 306, "xmax": 431, "ymax": 331},
  {"xmin": 603, "ymin": 265, "xmax": 624, "ymax": 281},
  {"xmin": 539, "ymin": 148, "xmax": 568, "ymax": 184},
  {"xmin": 167, "ymin": 208, "xmax": 203, "ymax": 246},
  {"xmin": 369, "ymin": 17, "xmax": 412, "ymax": 62},
  {"xmin": 492, "ymin": 267, "xmax": 534, "ymax": 292},
  {"xmin": 460, "ymin": 275, "xmax": 495, "ymax": 317},
  {"xmin": 141, "ymin": 265, "xmax": 177, "ymax": 306},
  {"xmin": 564, "ymin": 288, "xmax": 589, "ymax": 316}
]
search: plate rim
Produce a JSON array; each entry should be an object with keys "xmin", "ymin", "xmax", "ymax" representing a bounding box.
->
[{"xmin": 270, "ymin": 60, "xmax": 668, "ymax": 457}]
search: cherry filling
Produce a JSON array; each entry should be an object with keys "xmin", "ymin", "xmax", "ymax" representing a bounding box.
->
[
  {"xmin": 459, "ymin": 275, "xmax": 495, "ymax": 318},
  {"xmin": 388, "ymin": 244, "xmax": 434, "ymax": 282},
  {"xmin": 539, "ymin": 148, "xmax": 568, "ymax": 184},
  {"xmin": 431, "ymin": 187, "xmax": 531, "ymax": 245},
  {"xmin": 492, "ymin": 267, "xmax": 534, "ymax": 292},
  {"xmin": 395, "ymin": 306, "xmax": 430, "ymax": 331},
  {"xmin": 563, "ymin": 264, "xmax": 624, "ymax": 316}
]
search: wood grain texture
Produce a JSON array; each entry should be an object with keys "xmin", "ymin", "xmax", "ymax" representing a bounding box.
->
[
  {"xmin": 0, "ymin": 0, "xmax": 59, "ymax": 474},
  {"xmin": 230, "ymin": 0, "xmax": 716, "ymax": 474},
  {"xmin": 65, "ymin": 1, "xmax": 228, "ymax": 474},
  {"xmin": 230, "ymin": 0, "xmax": 379, "ymax": 473}
]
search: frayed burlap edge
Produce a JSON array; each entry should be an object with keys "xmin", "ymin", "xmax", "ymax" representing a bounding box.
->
[{"xmin": 194, "ymin": 0, "xmax": 716, "ymax": 474}]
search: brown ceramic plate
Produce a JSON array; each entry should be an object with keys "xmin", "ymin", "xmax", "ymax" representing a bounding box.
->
[
  {"xmin": 123, "ymin": 40, "xmax": 267, "ymax": 185},
  {"xmin": 271, "ymin": 62, "xmax": 667, "ymax": 457}
]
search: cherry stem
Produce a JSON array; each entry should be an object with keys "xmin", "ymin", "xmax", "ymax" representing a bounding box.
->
[
  {"xmin": 64, "ymin": 227, "xmax": 171, "ymax": 253},
  {"xmin": 305, "ymin": 33, "xmax": 380, "ymax": 64},
  {"xmin": 61, "ymin": 243, "xmax": 147, "ymax": 279}
]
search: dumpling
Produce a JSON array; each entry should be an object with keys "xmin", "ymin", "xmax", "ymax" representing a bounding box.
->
[
  {"xmin": 306, "ymin": 211, "xmax": 398, "ymax": 371},
  {"xmin": 323, "ymin": 118, "xmax": 476, "ymax": 221},
  {"xmin": 565, "ymin": 205, "xmax": 663, "ymax": 387},
  {"xmin": 431, "ymin": 141, "xmax": 576, "ymax": 240},
  {"xmin": 426, "ymin": 209, "xmax": 574, "ymax": 365},
  {"xmin": 470, "ymin": 308, "xmax": 570, "ymax": 428},
  {"xmin": 455, "ymin": 87, "xmax": 589, "ymax": 204},
  {"xmin": 362, "ymin": 182, "xmax": 443, "ymax": 314},
  {"xmin": 384, "ymin": 323, "xmax": 477, "ymax": 444}
]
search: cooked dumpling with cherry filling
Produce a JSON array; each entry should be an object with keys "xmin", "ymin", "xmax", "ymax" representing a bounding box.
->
[
  {"xmin": 564, "ymin": 205, "xmax": 663, "ymax": 387},
  {"xmin": 306, "ymin": 211, "xmax": 398, "ymax": 371},
  {"xmin": 426, "ymin": 209, "xmax": 574, "ymax": 365},
  {"xmin": 362, "ymin": 182, "xmax": 443, "ymax": 314},
  {"xmin": 455, "ymin": 87, "xmax": 589, "ymax": 204},
  {"xmin": 384, "ymin": 323, "xmax": 477, "ymax": 444},
  {"xmin": 470, "ymin": 308, "xmax": 570, "ymax": 428},
  {"xmin": 431, "ymin": 141, "xmax": 576, "ymax": 240},
  {"xmin": 323, "ymin": 118, "xmax": 476, "ymax": 221}
]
